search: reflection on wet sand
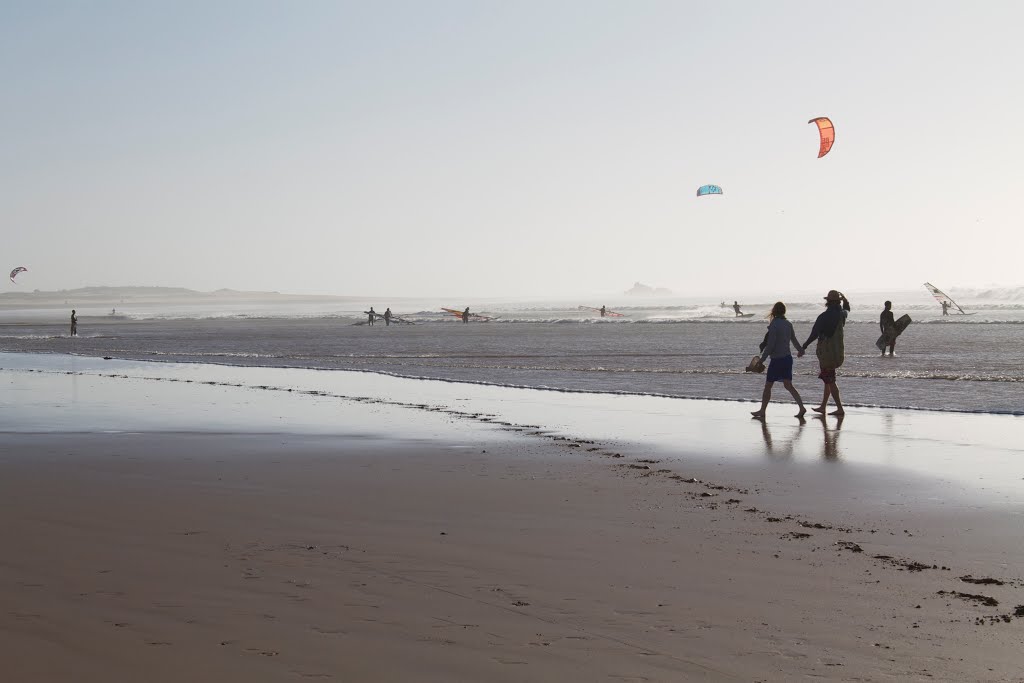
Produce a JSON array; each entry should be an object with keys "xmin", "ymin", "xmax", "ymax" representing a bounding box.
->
[
  {"xmin": 756, "ymin": 417, "xmax": 806, "ymax": 460},
  {"xmin": 815, "ymin": 414, "xmax": 844, "ymax": 461}
]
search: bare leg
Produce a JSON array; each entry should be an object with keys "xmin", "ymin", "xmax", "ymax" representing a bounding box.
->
[
  {"xmin": 783, "ymin": 380, "xmax": 805, "ymax": 417},
  {"xmin": 751, "ymin": 382, "xmax": 773, "ymax": 418},
  {"xmin": 828, "ymin": 382, "xmax": 845, "ymax": 415},
  {"xmin": 888, "ymin": 342, "xmax": 895, "ymax": 356},
  {"xmin": 813, "ymin": 384, "xmax": 829, "ymax": 414}
]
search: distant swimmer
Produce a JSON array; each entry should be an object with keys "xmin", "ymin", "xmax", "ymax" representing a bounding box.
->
[
  {"xmin": 733, "ymin": 301, "xmax": 743, "ymax": 317},
  {"xmin": 70, "ymin": 309, "xmax": 78, "ymax": 337},
  {"xmin": 941, "ymin": 300, "xmax": 950, "ymax": 316},
  {"xmin": 462, "ymin": 307, "xmax": 470, "ymax": 324},
  {"xmin": 600, "ymin": 305, "xmax": 606, "ymax": 318},
  {"xmin": 384, "ymin": 308, "xmax": 392, "ymax": 326},
  {"xmin": 801, "ymin": 290, "xmax": 849, "ymax": 416},
  {"xmin": 879, "ymin": 301, "xmax": 896, "ymax": 357},
  {"xmin": 368, "ymin": 307, "xmax": 376, "ymax": 326}
]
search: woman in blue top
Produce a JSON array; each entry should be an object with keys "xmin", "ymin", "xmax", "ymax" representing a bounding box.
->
[{"xmin": 751, "ymin": 302, "xmax": 806, "ymax": 419}]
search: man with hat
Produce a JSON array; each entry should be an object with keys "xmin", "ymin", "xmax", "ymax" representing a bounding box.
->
[{"xmin": 801, "ymin": 290, "xmax": 850, "ymax": 416}]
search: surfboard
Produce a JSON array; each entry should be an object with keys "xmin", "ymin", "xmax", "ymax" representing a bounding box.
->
[
  {"xmin": 736, "ymin": 313, "xmax": 755, "ymax": 318},
  {"xmin": 875, "ymin": 314, "xmax": 912, "ymax": 351}
]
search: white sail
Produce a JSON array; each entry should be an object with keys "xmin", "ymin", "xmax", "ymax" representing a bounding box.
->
[{"xmin": 923, "ymin": 282, "xmax": 967, "ymax": 314}]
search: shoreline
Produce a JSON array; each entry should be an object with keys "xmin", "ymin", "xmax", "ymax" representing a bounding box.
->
[{"xmin": 2, "ymin": 354, "xmax": 1023, "ymax": 680}]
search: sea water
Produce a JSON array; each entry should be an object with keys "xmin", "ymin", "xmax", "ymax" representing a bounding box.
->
[{"xmin": 1, "ymin": 296, "xmax": 1021, "ymax": 415}]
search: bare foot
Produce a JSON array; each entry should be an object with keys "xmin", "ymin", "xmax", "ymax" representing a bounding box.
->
[
  {"xmin": 750, "ymin": 412, "xmax": 766, "ymax": 419},
  {"xmin": 795, "ymin": 407, "xmax": 806, "ymax": 417},
  {"xmin": 829, "ymin": 409, "xmax": 845, "ymax": 416},
  {"xmin": 812, "ymin": 406, "xmax": 826, "ymax": 414}
]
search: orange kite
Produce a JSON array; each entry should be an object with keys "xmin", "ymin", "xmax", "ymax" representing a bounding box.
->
[{"xmin": 808, "ymin": 117, "xmax": 834, "ymax": 158}]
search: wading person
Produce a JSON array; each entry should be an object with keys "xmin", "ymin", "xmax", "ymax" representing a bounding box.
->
[
  {"xmin": 462, "ymin": 307, "xmax": 470, "ymax": 324},
  {"xmin": 879, "ymin": 300, "xmax": 896, "ymax": 356},
  {"xmin": 802, "ymin": 290, "xmax": 850, "ymax": 416},
  {"xmin": 750, "ymin": 302, "xmax": 806, "ymax": 419},
  {"xmin": 384, "ymin": 308, "xmax": 392, "ymax": 326},
  {"xmin": 367, "ymin": 307, "xmax": 376, "ymax": 326},
  {"xmin": 70, "ymin": 309, "xmax": 78, "ymax": 337}
]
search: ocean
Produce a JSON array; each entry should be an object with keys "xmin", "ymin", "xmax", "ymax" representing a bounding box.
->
[{"xmin": 1, "ymin": 295, "xmax": 1022, "ymax": 415}]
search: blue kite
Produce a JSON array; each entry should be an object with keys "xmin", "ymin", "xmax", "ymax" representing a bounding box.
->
[{"xmin": 696, "ymin": 184, "xmax": 723, "ymax": 197}]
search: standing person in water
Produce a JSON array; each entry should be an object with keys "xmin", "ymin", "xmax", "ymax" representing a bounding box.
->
[
  {"xmin": 750, "ymin": 302, "xmax": 806, "ymax": 419},
  {"xmin": 383, "ymin": 308, "xmax": 392, "ymax": 326},
  {"xmin": 941, "ymin": 300, "xmax": 950, "ymax": 316},
  {"xmin": 70, "ymin": 310, "xmax": 78, "ymax": 336},
  {"xmin": 733, "ymin": 301, "xmax": 743, "ymax": 317},
  {"xmin": 462, "ymin": 307, "xmax": 470, "ymax": 324},
  {"xmin": 367, "ymin": 307, "xmax": 376, "ymax": 326},
  {"xmin": 801, "ymin": 290, "xmax": 850, "ymax": 416},
  {"xmin": 600, "ymin": 305, "xmax": 606, "ymax": 317},
  {"xmin": 879, "ymin": 300, "xmax": 897, "ymax": 357}
]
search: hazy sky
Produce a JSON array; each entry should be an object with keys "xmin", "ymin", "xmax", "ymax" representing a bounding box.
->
[{"xmin": 3, "ymin": 1, "xmax": 1022, "ymax": 297}]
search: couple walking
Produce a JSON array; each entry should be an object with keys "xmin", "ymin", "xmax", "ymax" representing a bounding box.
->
[{"xmin": 750, "ymin": 290, "xmax": 849, "ymax": 419}]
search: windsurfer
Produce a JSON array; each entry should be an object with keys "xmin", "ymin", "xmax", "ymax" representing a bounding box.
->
[
  {"xmin": 941, "ymin": 300, "xmax": 950, "ymax": 316},
  {"xmin": 600, "ymin": 305, "xmax": 606, "ymax": 317},
  {"xmin": 462, "ymin": 307, "xmax": 470, "ymax": 324}
]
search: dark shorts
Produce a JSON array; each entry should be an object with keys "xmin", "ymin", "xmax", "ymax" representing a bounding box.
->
[
  {"xmin": 818, "ymin": 366, "xmax": 837, "ymax": 384},
  {"xmin": 766, "ymin": 355, "xmax": 793, "ymax": 383}
]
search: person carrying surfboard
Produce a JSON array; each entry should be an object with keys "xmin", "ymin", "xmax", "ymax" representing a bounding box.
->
[
  {"xmin": 879, "ymin": 301, "xmax": 896, "ymax": 357},
  {"xmin": 801, "ymin": 290, "xmax": 850, "ymax": 416}
]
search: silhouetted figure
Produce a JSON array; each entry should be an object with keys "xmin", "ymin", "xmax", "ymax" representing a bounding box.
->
[
  {"xmin": 750, "ymin": 302, "xmax": 806, "ymax": 419},
  {"xmin": 600, "ymin": 305, "xmax": 606, "ymax": 318},
  {"xmin": 879, "ymin": 301, "xmax": 896, "ymax": 357},
  {"xmin": 384, "ymin": 308, "xmax": 392, "ymax": 326},
  {"xmin": 802, "ymin": 290, "xmax": 850, "ymax": 416},
  {"xmin": 70, "ymin": 310, "xmax": 78, "ymax": 337},
  {"xmin": 462, "ymin": 307, "xmax": 470, "ymax": 324},
  {"xmin": 368, "ymin": 307, "xmax": 376, "ymax": 326},
  {"xmin": 941, "ymin": 300, "xmax": 950, "ymax": 316},
  {"xmin": 733, "ymin": 300, "xmax": 742, "ymax": 317}
]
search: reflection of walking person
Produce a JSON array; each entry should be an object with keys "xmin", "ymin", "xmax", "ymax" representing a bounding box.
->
[
  {"xmin": 367, "ymin": 307, "xmax": 376, "ymax": 326},
  {"xmin": 879, "ymin": 300, "xmax": 896, "ymax": 356},
  {"xmin": 750, "ymin": 302, "xmax": 806, "ymax": 418},
  {"xmin": 383, "ymin": 308, "xmax": 392, "ymax": 326},
  {"xmin": 462, "ymin": 307, "xmax": 470, "ymax": 324},
  {"xmin": 70, "ymin": 309, "xmax": 78, "ymax": 337},
  {"xmin": 802, "ymin": 290, "xmax": 849, "ymax": 416},
  {"xmin": 815, "ymin": 413, "xmax": 844, "ymax": 461}
]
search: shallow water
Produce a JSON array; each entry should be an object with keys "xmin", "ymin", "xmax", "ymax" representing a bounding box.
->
[{"xmin": 1, "ymin": 312, "xmax": 1021, "ymax": 414}]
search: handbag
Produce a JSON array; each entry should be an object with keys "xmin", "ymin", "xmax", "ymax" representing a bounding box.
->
[
  {"xmin": 815, "ymin": 320, "xmax": 846, "ymax": 368},
  {"xmin": 745, "ymin": 355, "xmax": 766, "ymax": 373}
]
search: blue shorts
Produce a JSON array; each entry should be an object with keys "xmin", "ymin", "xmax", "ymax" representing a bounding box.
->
[{"xmin": 766, "ymin": 355, "xmax": 794, "ymax": 383}]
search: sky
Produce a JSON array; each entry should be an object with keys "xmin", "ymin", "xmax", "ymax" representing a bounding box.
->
[{"xmin": 2, "ymin": 1, "xmax": 1022, "ymax": 298}]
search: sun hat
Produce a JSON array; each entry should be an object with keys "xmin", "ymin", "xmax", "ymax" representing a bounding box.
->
[{"xmin": 824, "ymin": 290, "xmax": 842, "ymax": 302}]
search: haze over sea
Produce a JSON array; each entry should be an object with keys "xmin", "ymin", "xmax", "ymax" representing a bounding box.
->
[{"xmin": 3, "ymin": 286, "xmax": 1022, "ymax": 415}]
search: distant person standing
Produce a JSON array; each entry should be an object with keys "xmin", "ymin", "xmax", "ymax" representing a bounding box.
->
[
  {"xmin": 733, "ymin": 300, "xmax": 743, "ymax": 317},
  {"xmin": 383, "ymin": 308, "xmax": 392, "ymax": 326},
  {"xmin": 70, "ymin": 310, "xmax": 78, "ymax": 337},
  {"xmin": 750, "ymin": 302, "xmax": 806, "ymax": 419},
  {"xmin": 462, "ymin": 307, "xmax": 470, "ymax": 324},
  {"xmin": 801, "ymin": 290, "xmax": 850, "ymax": 416},
  {"xmin": 879, "ymin": 301, "xmax": 897, "ymax": 357},
  {"xmin": 941, "ymin": 300, "xmax": 950, "ymax": 316},
  {"xmin": 367, "ymin": 307, "xmax": 376, "ymax": 326},
  {"xmin": 600, "ymin": 305, "xmax": 606, "ymax": 318}
]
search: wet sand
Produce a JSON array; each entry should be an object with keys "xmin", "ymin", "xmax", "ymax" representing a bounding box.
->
[{"xmin": 1, "ymin": 359, "xmax": 1023, "ymax": 681}]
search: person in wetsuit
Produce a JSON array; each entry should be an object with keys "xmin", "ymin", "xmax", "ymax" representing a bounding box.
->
[
  {"xmin": 879, "ymin": 300, "xmax": 896, "ymax": 357},
  {"xmin": 462, "ymin": 307, "xmax": 470, "ymax": 324}
]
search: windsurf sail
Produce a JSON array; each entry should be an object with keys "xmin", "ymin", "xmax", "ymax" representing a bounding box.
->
[
  {"xmin": 923, "ymin": 282, "xmax": 967, "ymax": 314},
  {"xmin": 9, "ymin": 266, "xmax": 27, "ymax": 283},
  {"xmin": 577, "ymin": 305, "xmax": 625, "ymax": 317},
  {"xmin": 808, "ymin": 117, "xmax": 835, "ymax": 158},
  {"xmin": 696, "ymin": 184, "xmax": 723, "ymax": 197}
]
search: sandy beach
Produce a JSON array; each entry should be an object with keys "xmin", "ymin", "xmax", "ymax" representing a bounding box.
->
[{"xmin": 2, "ymin": 356, "xmax": 1023, "ymax": 682}]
